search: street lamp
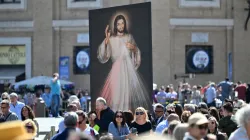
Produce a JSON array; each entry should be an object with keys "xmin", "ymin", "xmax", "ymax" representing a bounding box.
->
[{"xmin": 244, "ymin": 0, "xmax": 250, "ymax": 30}]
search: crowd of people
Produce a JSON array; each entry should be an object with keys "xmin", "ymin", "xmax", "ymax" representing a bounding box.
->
[{"xmin": 0, "ymin": 75, "xmax": 250, "ymax": 140}]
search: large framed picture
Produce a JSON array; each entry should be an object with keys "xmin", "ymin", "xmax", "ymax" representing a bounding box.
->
[
  {"xmin": 73, "ymin": 46, "xmax": 90, "ymax": 74},
  {"xmin": 185, "ymin": 45, "xmax": 213, "ymax": 74},
  {"xmin": 89, "ymin": 2, "xmax": 153, "ymax": 111}
]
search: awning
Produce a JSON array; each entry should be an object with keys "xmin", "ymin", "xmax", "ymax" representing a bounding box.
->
[{"xmin": 0, "ymin": 67, "xmax": 25, "ymax": 84}]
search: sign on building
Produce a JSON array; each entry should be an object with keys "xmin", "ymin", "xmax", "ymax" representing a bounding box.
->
[
  {"xmin": 191, "ymin": 32, "xmax": 209, "ymax": 43},
  {"xmin": 0, "ymin": 46, "xmax": 25, "ymax": 65}
]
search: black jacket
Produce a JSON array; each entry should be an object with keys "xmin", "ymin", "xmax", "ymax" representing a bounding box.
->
[{"xmin": 94, "ymin": 107, "xmax": 115, "ymax": 134}]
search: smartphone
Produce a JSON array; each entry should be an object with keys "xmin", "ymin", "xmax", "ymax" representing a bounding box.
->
[{"xmin": 131, "ymin": 127, "xmax": 137, "ymax": 134}]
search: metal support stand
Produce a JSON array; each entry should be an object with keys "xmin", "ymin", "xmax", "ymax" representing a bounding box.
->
[{"xmin": 174, "ymin": 74, "xmax": 196, "ymax": 83}]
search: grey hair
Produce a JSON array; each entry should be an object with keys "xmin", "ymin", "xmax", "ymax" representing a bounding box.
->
[
  {"xmin": 235, "ymin": 104, "xmax": 250, "ymax": 127},
  {"xmin": 1, "ymin": 92, "xmax": 9, "ymax": 99},
  {"xmin": 173, "ymin": 123, "xmax": 188, "ymax": 140},
  {"xmin": 1, "ymin": 99, "xmax": 10, "ymax": 106},
  {"xmin": 184, "ymin": 104, "xmax": 195, "ymax": 113},
  {"xmin": 168, "ymin": 120, "xmax": 181, "ymax": 133},
  {"xmin": 64, "ymin": 112, "xmax": 78, "ymax": 128},
  {"xmin": 96, "ymin": 97, "xmax": 107, "ymax": 105},
  {"xmin": 9, "ymin": 92, "xmax": 18, "ymax": 98},
  {"xmin": 68, "ymin": 95, "xmax": 79, "ymax": 104},
  {"xmin": 68, "ymin": 131, "xmax": 93, "ymax": 140}
]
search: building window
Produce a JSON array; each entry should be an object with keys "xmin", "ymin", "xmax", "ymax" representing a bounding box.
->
[
  {"xmin": 0, "ymin": 0, "xmax": 26, "ymax": 9},
  {"xmin": 0, "ymin": 0, "xmax": 21, "ymax": 4},
  {"xmin": 73, "ymin": 0, "xmax": 96, "ymax": 1},
  {"xmin": 179, "ymin": 0, "xmax": 220, "ymax": 8},
  {"xmin": 67, "ymin": 0, "xmax": 102, "ymax": 9}
]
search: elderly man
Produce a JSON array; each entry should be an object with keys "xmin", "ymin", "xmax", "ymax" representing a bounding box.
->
[
  {"xmin": 167, "ymin": 120, "xmax": 181, "ymax": 135},
  {"xmin": 52, "ymin": 112, "xmax": 78, "ymax": 140},
  {"xmin": 9, "ymin": 92, "xmax": 25, "ymax": 120},
  {"xmin": 155, "ymin": 113, "xmax": 180, "ymax": 133},
  {"xmin": 0, "ymin": 100, "xmax": 18, "ymax": 122},
  {"xmin": 183, "ymin": 112, "xmax": 209, "ymax": 140},
  {"xmin": 58, "ymin": 104, "xmax": 78, "ymax": 133},
  {"xmin": 229, "ymin": 105, "xmax": 250, "ymax": 140},
  {"xmin": 91, "ymin": 97, "xmax": 114, "ymax": 134}
]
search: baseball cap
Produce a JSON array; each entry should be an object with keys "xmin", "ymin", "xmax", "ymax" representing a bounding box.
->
[{"xmin": 188, "ymin": 113, "xmax": 208, "ymax": 126}]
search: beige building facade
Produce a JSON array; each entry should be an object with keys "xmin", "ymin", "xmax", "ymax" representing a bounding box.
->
[{"xmin": 0, "ymin": 0, "xmax": 249, "ymax": 90}]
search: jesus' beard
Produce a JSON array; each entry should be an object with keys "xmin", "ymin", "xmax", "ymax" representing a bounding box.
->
[{"xmin": 117, "ymin": 29, "xmax": 124, "ymax": 34}]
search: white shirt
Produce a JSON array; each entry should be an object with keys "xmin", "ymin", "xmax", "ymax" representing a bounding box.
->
[
  {"xmin": 83, "ymin": 125, "xmax": 99, "ymax": 136},
  {"xmin": 10, "ymin": 101, "xmax": 25, "ymax": 120},
  {"xmin": 229, "ymin": 127, "xmax": 249, "ymax": 140}
]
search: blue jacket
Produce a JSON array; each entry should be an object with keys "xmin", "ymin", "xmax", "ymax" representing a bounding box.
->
[
  {"xmin": 51, "ymin": 128, "xmax": 76, "ymax": 140},
  {"xmin": 108, "ymin": 122, "xmax": 130, "ymax": 140}
]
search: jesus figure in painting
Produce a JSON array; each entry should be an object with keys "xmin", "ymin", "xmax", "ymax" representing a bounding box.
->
[{"xmin": 97, "ymin": 14, "xmax": 148, "ymax": 111}]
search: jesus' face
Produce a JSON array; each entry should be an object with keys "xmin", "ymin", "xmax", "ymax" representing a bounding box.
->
[{"xmin": 116, "ymin": 19, "xmax": 125, "ymax": 33}]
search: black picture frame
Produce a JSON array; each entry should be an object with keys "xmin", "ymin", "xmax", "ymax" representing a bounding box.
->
[
  {"xmin": 185, "ymin": 45, "xmax": 213, "ymax": 74},
  {"xmin": 73, "ymin": 46, "xmax": 90, "ymax": 74}
]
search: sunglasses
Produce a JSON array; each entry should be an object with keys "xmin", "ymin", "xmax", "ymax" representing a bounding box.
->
[
  {"xmin": 25, "ymin": 125, "xmax": 34, "ymax": 129},
  {"xmin": 197, "ymin": 124, "xmax": 208, "ymax": 130},
  {"xmin": 2, "ymin": 98, "xmax": 7, "ymax": 100},
  {"xmin": 116, "ymin": 115, "xmax": 123, "ymax": 118},
  {"xmin": 155, "ymin": 110, "xmax": 163, "ymax": 113},
  {"xmin": 136, "ymin": 112, "xmax": 144, "ymax": 115}
]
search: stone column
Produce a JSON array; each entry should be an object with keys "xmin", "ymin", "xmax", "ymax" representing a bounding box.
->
[
  {"xmin": 33, "ymin": 0, "xmax": 53, "ymax": 76},
  {"xmin": 151, "ymin": 0, "xmax": 171, "ymax": 85}
]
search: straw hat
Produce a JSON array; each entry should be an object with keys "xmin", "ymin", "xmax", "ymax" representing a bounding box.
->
[
  {"xmin": 0, "ymin": 121, "xmax": 33, "ymax": 140},
  {"xmin": 188, "ymin": 112, "xmax": 209, "ymax": 126}
]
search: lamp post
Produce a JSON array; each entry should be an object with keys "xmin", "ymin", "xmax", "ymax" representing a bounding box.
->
[{"xmin": 244, "ymin": 0, "xmax": 250, "ymax": 30}]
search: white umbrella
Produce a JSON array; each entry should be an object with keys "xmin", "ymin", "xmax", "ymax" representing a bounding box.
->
[{"xmin": 13, "ymin": 76, "xmax": 73, "ymax": 89}]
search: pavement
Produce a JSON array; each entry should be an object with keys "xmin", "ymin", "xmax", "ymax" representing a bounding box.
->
[{"xmin": 35, "ymin": 117, "xmax": 64, "ymax": 140}]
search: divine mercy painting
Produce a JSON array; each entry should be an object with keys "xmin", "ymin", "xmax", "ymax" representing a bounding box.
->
[{"xmin": 89, "ymin": 2, "xmax": 153, "ymax": 111}]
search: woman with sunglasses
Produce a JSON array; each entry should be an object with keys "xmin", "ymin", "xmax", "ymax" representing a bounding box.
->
[
  {"xmin": 21, "ymin": 105, "xmax": 39, "ymax": 136},
  {"xmin": 24, "ymin": 119, "xmax": 38, "ymax": 140},
  {"xmin": 108, "ymin": 110, "xmax": 134, "ymax": 140},
  {"xmin": 206, "ymin": 116, "xmax": 227, "ymax": 140},
  {"xmin": 130, "ymin": 107, "xmax": 152, "ymax": 135},
  {"xmin": 1, "ymin": 92, "xmax": 10, "ymax": 101}
]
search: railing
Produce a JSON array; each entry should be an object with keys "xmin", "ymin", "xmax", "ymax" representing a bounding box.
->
[{"xmin": 36, "ymin": 126, "xmax": 55, "ymax": 140}]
